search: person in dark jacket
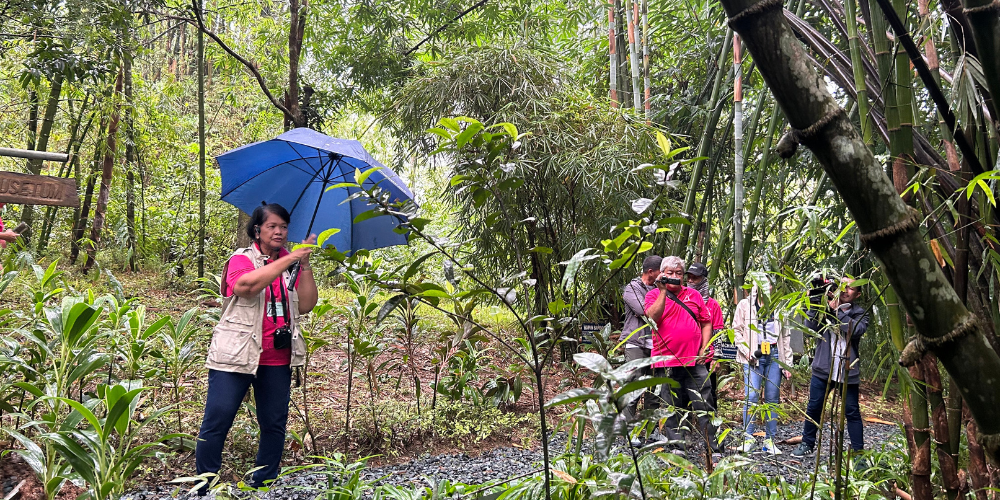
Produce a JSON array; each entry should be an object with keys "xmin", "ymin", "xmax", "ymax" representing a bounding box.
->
[
  {"xmin": 792, "ymin": 277, "xmax": 869, "ymax": 458},
  {"xmin": 622, "ymin": 255, "xmax": 662, "ymax": 422}
]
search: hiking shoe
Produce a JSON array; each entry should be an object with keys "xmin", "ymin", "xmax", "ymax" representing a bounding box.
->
[
  {"xmin": 736, "ymin": 436, "xmax": 756, "ymax": 454},
  {"xmin": 761, "ymin": 438, "xmax": 782, "ymax": 455},
  {"xmin": 791, "ymin": 442, "xmax": 813, "ymax": 457},
  {"xmin": 853, "ymin": 456, "xmax": 870, "ymax": 472}
]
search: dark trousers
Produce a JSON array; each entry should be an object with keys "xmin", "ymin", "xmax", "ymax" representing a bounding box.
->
[
  {"xmin": 802, "ymin": 374, "xmax": 863, "ymax": 451},
  {"xmin": 655, "ymin": 364, "xmax": 716, "ymax": 447},
  {"xmin": 623, "ymin": 345, "xmax": 658, "ymax": 421},
  {"xmin": 196, "ymin": 366, "xmax": 292, "ymax": 489}
]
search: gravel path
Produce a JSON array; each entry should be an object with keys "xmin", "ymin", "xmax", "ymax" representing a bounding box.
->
[{"xmin": 120, "ymin": 422, "xmax": 899, "ymax": 500}]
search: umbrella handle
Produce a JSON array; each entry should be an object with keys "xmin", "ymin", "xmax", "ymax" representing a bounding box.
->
[{"xmin": 287, "ymin": 261, "xmax": 301, "ymax": 291}]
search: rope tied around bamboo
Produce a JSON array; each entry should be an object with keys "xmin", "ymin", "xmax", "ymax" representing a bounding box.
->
[
  {"xmin": 775, "ymin": 108, "xmax": 846, "ymax": 159},
  {"xmin": 859, "ymin": 207, "xmax": 921, "ymax": 248},
  {"xmin": 726, "ymin": 0, "xmax": 783, "ymax": 29},
  {"xmin": 899, "ymin": 314, "xmax": 979, "ymax": 367},
  {"xmin": 963, "ymin": 0, "xmax": 1000, "ymax": 14}
]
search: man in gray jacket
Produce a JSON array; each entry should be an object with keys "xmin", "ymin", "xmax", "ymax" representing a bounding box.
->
[
  {"xmin": 622, "ymin": 255, "xmax": 662, "ymax": 422},
  {"xmin": 792, "ymin": 277, "xmax": 869, "ymax": 459}
]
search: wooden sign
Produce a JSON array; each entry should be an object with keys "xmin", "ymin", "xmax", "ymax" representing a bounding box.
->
[{"xmin": 0, "ymin": 171, "xmax": 79, "ymax": 208}]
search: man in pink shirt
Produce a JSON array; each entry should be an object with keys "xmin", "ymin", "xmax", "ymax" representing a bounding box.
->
[{"xmin": 644, "ymin": 255, "xmax": 718, "ymax": 451}]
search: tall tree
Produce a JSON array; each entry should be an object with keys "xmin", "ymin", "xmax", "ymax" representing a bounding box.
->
[{"xmin": 83, "ymin": 68, "xmax": 124, "ymax": 273}]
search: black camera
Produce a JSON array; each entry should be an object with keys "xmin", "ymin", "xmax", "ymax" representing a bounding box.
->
[
  {"xmin": 809, "ymin": 276, "xmax": 835, "ymax": 297},
  {"xmin": 273, "ymin": 326, "xmax": 292, "ymax": 349},
  {"xmin": 657, "ymin": 276, "xmax": 681, "ymax": 285}
]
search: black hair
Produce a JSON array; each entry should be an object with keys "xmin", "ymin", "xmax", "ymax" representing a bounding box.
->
[{"xmin": 246, "ymin": 202, "xmax": 291, "ymax": 242}]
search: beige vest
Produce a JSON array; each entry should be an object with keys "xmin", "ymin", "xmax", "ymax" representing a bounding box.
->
[{"xmin": 205, "ymin": 245, "xmax": 306, "ymax": 375}]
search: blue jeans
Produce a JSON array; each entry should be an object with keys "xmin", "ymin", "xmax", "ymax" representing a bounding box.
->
[
  {"xmin": 802, "ymin": 374, "xmax": 863, "ymax": 451},
  {"xmin": 196, "ymin": 366, "xmax": 291, "ymax": 489},
  {"xmin": 743, "ymin": 354, "xmax": 782, "ymax": 439}
]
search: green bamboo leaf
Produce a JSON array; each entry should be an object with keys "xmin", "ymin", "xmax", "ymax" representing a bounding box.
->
[{"xmin": 833, "ymin": 221, "xmax": 856, "ymax": 244}]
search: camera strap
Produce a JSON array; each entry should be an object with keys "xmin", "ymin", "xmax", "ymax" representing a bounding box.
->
[
  {"xmin": 268, "ymin": 273, "xmax": 290, "ymax": 326},
  {"xmin": 664, "ymin": 289, "xmax": 699, "ymax": 324}
]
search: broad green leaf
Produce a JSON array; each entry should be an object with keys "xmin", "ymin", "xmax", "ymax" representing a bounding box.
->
[
  {"xmin": 573, "ymin": 352, "xmax": 612, "ymax": 376},
  {"xmin": 355, "ymin": 167, "xmax": 382, "ymax": 186},
  {"xmin": 317, "ymin": 228, "xmax": 341, "ymax": 248},
  {"xmin": 656, "ymin": 131, "xmax": 672, "ymax": 157},
  {"xmin": 326, "ymin": 182, "xmax": 358, "ymax": 191},
  {"xmin": 353, "ymin": 210, "xmax": 382, "ymax": 224}
]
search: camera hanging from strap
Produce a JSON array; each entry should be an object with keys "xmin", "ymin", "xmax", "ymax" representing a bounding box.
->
[{"xmin": 269, "ymin": 272, "xmax": 292, "ymax": 350}]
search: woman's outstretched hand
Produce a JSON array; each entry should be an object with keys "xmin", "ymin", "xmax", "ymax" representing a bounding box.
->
[{"xmin": 290, "ymin": 234, "xmax": 317, "ymax": 262}]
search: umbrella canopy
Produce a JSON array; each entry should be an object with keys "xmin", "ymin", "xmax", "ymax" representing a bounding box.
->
[{"xmin": 216, "ymin": 128, "xmax": 415, "ymax": 252}]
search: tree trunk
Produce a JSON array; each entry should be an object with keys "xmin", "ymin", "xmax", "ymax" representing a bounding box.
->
[
  {"xmin": 20, "ymin": 75, "xmax": 63, "ymax": 233},
  {"xmin": 198, "ymin": 0, "xmax": 207, "ymax": 277},
  {"xmin": 83, "ymin": 69, "xmax": 124, "ymax": 273},
  {"xmin": 720, "ymin": 0, "xmax": 1000, "ymax": 462},
  {"xmin": 124, "ymin": 53, "xmax": 138, "ymax": 272},
  {"xmin": 287, "ymin": 0, "xmax": 307, "ymax": 128},
  {"xmin": 38, "ymin": 94, "xmax": 92, "ymax": 254}
]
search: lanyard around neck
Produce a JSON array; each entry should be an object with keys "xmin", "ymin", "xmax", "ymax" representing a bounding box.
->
[{"xmin": 267, "ymin": 262, "xmax": 290, "ymax": 325}]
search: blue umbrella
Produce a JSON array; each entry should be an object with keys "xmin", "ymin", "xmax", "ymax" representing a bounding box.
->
[{"xmin": 216, "ymin": 127, "xmax": 415, "ymax": 252}]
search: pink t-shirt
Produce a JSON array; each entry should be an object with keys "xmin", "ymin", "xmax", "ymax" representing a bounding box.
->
[
  {"xmin": 224, "ymin": 248, "xmax": 299, "ymax": 366},
  {"xmin": 644, "ymin": 287, "xmax": 711, "ymax": 368},
  {"xmin": 0, "ymin": 214, "xmax": 5, "ymax": 249},
  {"xmin": 705, "ymin": 297, "xmax": 724, "ymax": 364}
]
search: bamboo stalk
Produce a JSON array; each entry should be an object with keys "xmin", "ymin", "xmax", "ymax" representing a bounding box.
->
[
  {"xmin": 891, "ymin": 0, "xmax": 914, "ymax": 156},
  {"xmin": 908, "ymin": 348, "xmax": 933, "ymax": 500},
  {"xmin": 733, "ymin": 34, "xmax": 745, "ymax": 297},
  {"xmin": 608, "ymin": 0, "xmax": 618, "ymax": 107},
  {"xmin": 742, "ymin": 102, "xmax": 783, "ymax": 265},
  {"xmin": 845, "ymin": 0, "xmax": 871, "ymax": 144},
  {"xmin": 625, "ymin": 0, "xmax": 641, "ymax": 111},
  {"xmin": 921, "ymin": 355, "xmax": 961, "ymax": 499},
  {"xmin": 642, "ymin": 0, "xmax": 651, "ymax": 123},
  {"xmin": 720, "ymin": 0, "xmax": 1000, "ymax": 464},
  {"xmin": 677, "ymin": 29, "xmax": 734, "ymax": 254}
]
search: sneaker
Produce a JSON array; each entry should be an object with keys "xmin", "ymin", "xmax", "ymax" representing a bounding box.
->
[
  {"xmin": 736, "ymin": 436, "xmax": 756, "ymax": 453},
  {"xmin": 853, "ymin": 455, "xmax": 870, "ymax": 472},
  {"xmin": 791, "ymin": 442, "xmax": 813, "ymax": 457},
  {"xmin": 761, "ymin": 438, "xmax": 782, "ymax": 455}
]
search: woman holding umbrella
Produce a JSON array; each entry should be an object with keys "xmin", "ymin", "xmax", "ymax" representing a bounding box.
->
[{"xmin": 195, "ymin": 202, "xmax": 318, "ymax": 493}]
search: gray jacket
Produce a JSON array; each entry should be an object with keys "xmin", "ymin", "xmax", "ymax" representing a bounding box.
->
[
  {"xmin": 622, "ymin": 277, "xmax": 654, "ymax": 349},
  {"xmin": 806, "ymin": 302, "xmax": 868, "ymax": 385}
]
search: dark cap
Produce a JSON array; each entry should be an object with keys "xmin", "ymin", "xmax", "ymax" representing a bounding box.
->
[
  {"xmin": 686, "ymin": 262, "xmax": 708, "ymax": 277},
  {"xmin": 642, "ymin": 255, "xmax": 663, "ymax": 272}
]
